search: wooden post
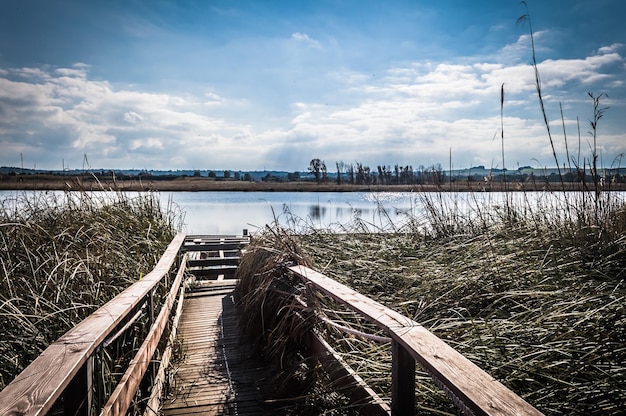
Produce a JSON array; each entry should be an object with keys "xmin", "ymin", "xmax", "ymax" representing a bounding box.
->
[
  {"xmin": 392, "ymin": 340, "xmax": 415, "ymax": 416},
  {"xmin": 64, "ymin": 357, "xmax": 93, "ymax": 416}
]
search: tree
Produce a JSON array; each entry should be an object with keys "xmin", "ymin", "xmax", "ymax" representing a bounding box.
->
[
  {"xmin": 308, "ymin": 158, "xmax": 326, "ymax": 184},
  {"xmin": 347, "ymin": 164, "xmax": 355, "ymax": 184},
  {"xmin": 355, "ymin": 162, "xmax": 371, "ymax": 185},
  {"xmin": 401, "ymin": 165, "xmax": 414, "ymax": 184},
  {"xmin": 224, "ymin": 170, "xmax": 231, "ymax": 179},
  {"xmin": 336, "ymin": 161, "xmax": 345, "ymax": 185}
]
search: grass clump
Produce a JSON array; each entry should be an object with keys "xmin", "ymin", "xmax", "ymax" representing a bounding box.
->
[
  {"xmin": 235, "ymin": 226, "xmax": 379, "ymax": 415},
  {"xmin": 0, "ymin": 191, "xmax": 179, "ymax": 390}
]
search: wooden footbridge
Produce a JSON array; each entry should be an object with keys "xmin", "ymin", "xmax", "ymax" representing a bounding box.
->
[{"xmin": 0, "ymin": 233, "xmax": 543, "ymax": 416}]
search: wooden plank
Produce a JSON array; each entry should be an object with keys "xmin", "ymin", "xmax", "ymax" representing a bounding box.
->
[
  {"xmin": 289, "ymin": 265, "xmax": 543, "ymax": 416},
  {"xmin": 0, "ymin": 233, "xmax": 186, "ymax": 416},
  {"xmin": 187, "ymin": 256, "xmax": 240, "ymax": 267},
  {"xmin": 187, "ymin": 266, "xmax": 238, "ymax": 279},
  {"xmin": 192, "ymin": 280, "xmax": 238, "ymax": 289},
  {"xmin": 185, "ymin": 234, "xmax": 247, "ymax": 242},
  {"xmin": 184, "ymin": 235, "xmax": 249, "ymax": 242},
  {"xmin": 182, "ymin": 235, "xmax": 250, "ymax": 253},
  {"xmin": 183, "ymin": 242, "xmax": 249, "ymax": 252}
]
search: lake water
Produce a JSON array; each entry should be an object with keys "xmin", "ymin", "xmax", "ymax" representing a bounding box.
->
[
  {"xmin": 0, "ymin": 190, "xmax": 416, "ymax": 234},
  {"xmin": 165, "ymin": 191, "xmax": 424, "ymax": 234},
  {"xmin": 2, "ymin": 190, "xmax": 623, "ymax": 235}
]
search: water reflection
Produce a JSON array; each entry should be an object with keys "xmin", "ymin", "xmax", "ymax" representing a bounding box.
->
[
  {"xmin": 170, "ymin": 191, "xmax": 416, "ymax": 234},
  {"xmin": 308, "ymin": 204, "xmax": 326, "ymax": 220}
]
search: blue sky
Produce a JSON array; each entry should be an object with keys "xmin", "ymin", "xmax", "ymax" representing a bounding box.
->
[{"xmin": 0, "ymin": 0, "xmax": 624, "ymax": 172}]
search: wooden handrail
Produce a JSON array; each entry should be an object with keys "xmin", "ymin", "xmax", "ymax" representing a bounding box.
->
[
  {"xmin": 0, "ymin": 233, "xmax": 186, "ymax": 416},
  {"xmin": 100, "ymin": 253, "xmax": 187, "ymax": 416},
  {"xmin": 288, "ymin": 265, "xmax": 543, "ymax": 416}
]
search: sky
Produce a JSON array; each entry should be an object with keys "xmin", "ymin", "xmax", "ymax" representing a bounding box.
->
[{"xmin": 0, "ymin": 0, "xmax": 624, "ymax": 172}]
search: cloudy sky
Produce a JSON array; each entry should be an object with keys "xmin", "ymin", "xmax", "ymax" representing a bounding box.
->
[{"xmin": 0, "ymin": 0, "xmax": 624, "ymax": 172}]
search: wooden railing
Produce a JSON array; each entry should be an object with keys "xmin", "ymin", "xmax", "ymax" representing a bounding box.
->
[
  {"xmin": 288, "ymin": 265, "xmax": 544, "ymax": 416},
  {"xmin": 0, "ymin": 233, "xmax": 187, "ymax": 416}
]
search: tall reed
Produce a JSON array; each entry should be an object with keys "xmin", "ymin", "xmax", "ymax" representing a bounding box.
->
[{"xmin": 0, "ymin": 190, "xmax": 179, "ymax": 390}]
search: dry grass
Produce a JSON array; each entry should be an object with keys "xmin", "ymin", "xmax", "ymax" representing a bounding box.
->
[
  {"xmin": 235, "ymin": 190, "xmax": 626, "ymax": 415},
  {"xmin": 0, "ymin": 190, "xmax": 179, "ymax": 391}
]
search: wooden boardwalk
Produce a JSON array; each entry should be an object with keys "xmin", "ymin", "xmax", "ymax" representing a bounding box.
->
[
  {"xmin": 0, "ymin": 233, "xmax": 543, "ymax": 416},
  {"xmin": 162, "ymin": 282, "xmax": 278, "ymax": 415},
  {"xmin": 163, "ymin": 236, "xmax": 280, "ymax": 416}
]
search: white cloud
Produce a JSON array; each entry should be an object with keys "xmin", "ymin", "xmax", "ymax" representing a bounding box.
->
[
  {"xmin": 204, "ymin": 91, "xmax": 223, "ymax": 104},
  {"xmin": 291, "ymin": 32, "xmax": 321, "ymax": 48},
  {"xmin": 598, "ymin": 43, "xmax": 624, "ymax": 54},
  {"xmin": 129, "ymin": 138, "xmax": 163, "ymax": 151},
  {"xmin": 55, "ymin": 67, "xmax": 88, "ymax": 78},
  {"xmin": 498, "ymin": 30, "xmax": 552, "ymax": 62},
  {"xmin": 529, "ymin": 52, "xmax": 623, "ymax": 90},
  {"xmin": 123, "ymin": 111, "xmax": 143, "ymax": 124}
]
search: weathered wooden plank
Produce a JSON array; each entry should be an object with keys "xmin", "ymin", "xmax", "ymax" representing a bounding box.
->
[
  {"xmin": 185, "ymin": 234, "xmax": 247, "ymax": 241},
  {"xmin": 192, "ymin": 280, "xmax": 238, "ymax": 289},
  {"xmin": 289, "ymin": 265, "xmax": 543, "ymax": 416},
  {"xmin": 0, "ymin": 233, "xmax": 186, "ymax": 416},
  {"xmin": 183, "ymin": 241, "xmax": 249, "ymax": 252},
  {"xmin": 187, "ymin": 256, "xmax": 240, "ymax": 267},
  {"xmin": 187, "ymin": 266, "xmax": 238, "ymax": 278},
  {"xmin": 187, "ymin": 249, "xmax": 240, "ymax": 260}
]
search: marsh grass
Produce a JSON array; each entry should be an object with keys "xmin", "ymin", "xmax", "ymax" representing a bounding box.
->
[
  {"xmin": 0, "ymin": 190, "xmax": 178, "ymax": 392},
  {"xmin": 235, "ymin": 187, "xmax": 626, "ymax": 415}
]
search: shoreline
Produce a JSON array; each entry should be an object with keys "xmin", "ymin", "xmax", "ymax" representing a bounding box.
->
[{"xmin": 2, "ymin": 174, "xmax": 625, "ymax": 193}]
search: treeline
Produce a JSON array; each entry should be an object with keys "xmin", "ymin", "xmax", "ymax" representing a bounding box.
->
[
  {"xmin": 308, "ymin": 159, "xmax": 445, "ymax": 185},
  {"xmin": 307, "ymin": 158, "xmax": 626, "ymax": 186}
]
